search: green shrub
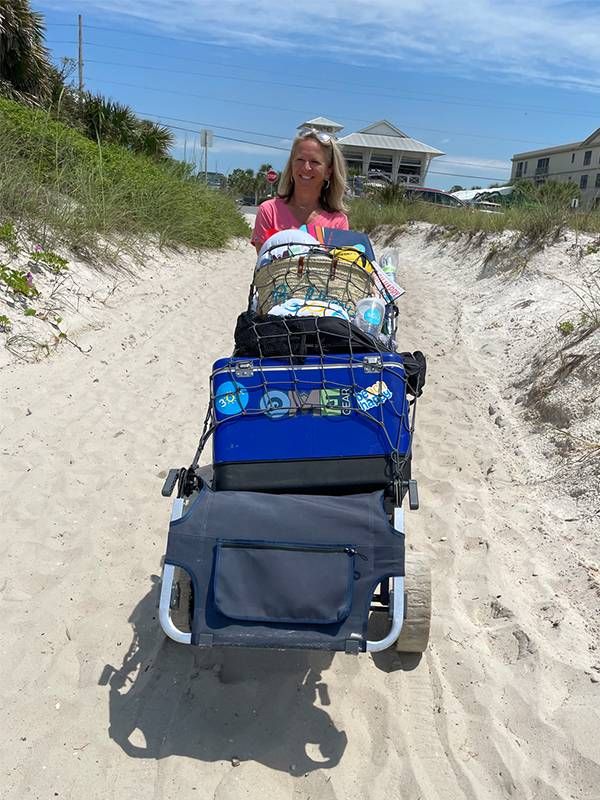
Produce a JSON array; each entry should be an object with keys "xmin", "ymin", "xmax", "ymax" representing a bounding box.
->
[
  {"xmin": 557, "ymin": 320, "xmax": 575, "ymax": 335},
  {"xmin": 29, "ymin": 249, "xmax": 68, "ymax": 272},
  {"xmin": 0, "ymin": 264, "xmax": 38, "ymax": 296},
  {"xmin": 0, "ymin": 97, "xmax": 249, "ymax": 260},
  {"xmin": 0, "ymin": 314, "xmax": 12, "ymax": 331}
]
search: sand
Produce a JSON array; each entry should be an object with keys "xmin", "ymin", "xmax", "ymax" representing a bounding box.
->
[{"xmin": 1, "ymin": 222, "xmax": 599, "ymax": 799}]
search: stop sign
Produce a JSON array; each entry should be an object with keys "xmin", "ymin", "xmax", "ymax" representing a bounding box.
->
[{"xmin": 266, "ymin": 169, "xmax": 278, "ymax": 184}]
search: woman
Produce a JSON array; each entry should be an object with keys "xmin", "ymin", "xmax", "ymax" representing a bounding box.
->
[{"xmin": 251, "ymin": 129, "xmax": 349, "ymax": 252}]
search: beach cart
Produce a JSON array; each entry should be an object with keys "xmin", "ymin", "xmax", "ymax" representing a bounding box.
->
[{"xmin": 158, "ymin": 234, "xmax": 431, "ymax": 655}]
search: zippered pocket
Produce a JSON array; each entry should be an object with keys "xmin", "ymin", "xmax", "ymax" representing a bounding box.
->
[{"xmin": 214, "ymin": 539, "xmax": 358, "ymax": 624}]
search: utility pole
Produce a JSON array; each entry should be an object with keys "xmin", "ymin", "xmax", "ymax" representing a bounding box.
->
[
  {"xmin": 78, "ymin": 14, "xmax": 84, "ymax": 94},
  {"xmin": 200, "ymin": 129, "xmax": 212, "ymax": 182}
]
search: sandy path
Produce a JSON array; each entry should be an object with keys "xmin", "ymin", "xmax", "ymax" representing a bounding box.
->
[{"xmin": 1, "ymin": 231, "xmax": 598, "ymax": 799}]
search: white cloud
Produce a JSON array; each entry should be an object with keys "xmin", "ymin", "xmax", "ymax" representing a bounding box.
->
[{"xmin": 44, "ymin": 0, "xmax": 600, "ymax": 92}]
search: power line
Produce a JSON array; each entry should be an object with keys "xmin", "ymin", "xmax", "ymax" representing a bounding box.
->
[
  {"xmin": 49, "ymin": 21, "xmax": 256, "ymax": 55},
  {"xmin": 134, "ymin": 113, "xmax": 291, "ymax": 141},
  {"xmin": 46, "ymin": 47, "xmax": 517, "ymax": 157},
  {"xmin": 49, "ymin": 66, "xmax": 512, "ymax": 178},
  {"xmin": 80, "ymin": 76, "xmax": 522, "ymax": 166},
  {"xmin": 136, "ymin": 110, "xmax": 523, "ymax": 149},
  {"xmin": 163, "ymin": 122, "xmax": 289, "ymax": 152},
  {"xmin": 46, "ymin": 22, "xmax": 600, "ymax": 120},
  {"xmin": 145, "ymin": 120, "xmax": 509, "ymax": 180},
  {"xmin": 141, "ymin": 113, "xmax": 509, "ymax": 173},
  {"xmin": 43, "ymin": 39, "xmax": 554, "ymax": 122},
  {"xmin": 87, "ymin": 74, "xmax": 317, "ymax": 116},
  {"xmin": 46, "ymin": 44, "xmax": 552, "ymax": 147},
  {"xmin": 83, "ymin": 56, "xmax": 600, "ymax": 121},
  {"xmin": 44, "ymin": 43, "xmax": 581, "ymax": 148}
]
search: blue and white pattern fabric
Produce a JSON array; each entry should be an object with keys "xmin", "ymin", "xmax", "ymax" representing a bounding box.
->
[{"xmin": 267, "ymin": 297, "xmax": 351, "ymax": 320}]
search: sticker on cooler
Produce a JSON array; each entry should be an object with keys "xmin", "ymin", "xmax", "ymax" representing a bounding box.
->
[
  {"xmin": 355, "ymin": 380, "xmax": 393, "ymax": 412},
  {"xmin": 259, "ymin": 389, "xmax": 291, "ymax": 419},
  {"xmin": 320, "ymin": 388, "xmax": 352, "ymax": 416},
  {"xmin": 259, "ymin": 387, "xmax": 353, "ymax": 419},
  {"xmin": 215, "ymin": 380, "xmax": 249, "ymax": 417}
]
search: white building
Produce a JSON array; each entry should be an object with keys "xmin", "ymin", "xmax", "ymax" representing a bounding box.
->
[
  {"xmin": 511, "ymin": 128, "xmax": 600, "ymax": 209},
  {"xmin": 297, "ymin": 116, "xmax": 345, "ymax": 138},
  {"xmin": 297, "ymin": 118, "xmax": 444, "ymax": 185},
  {"xmin": 338, "ymin": 120, "xmax": 444, "ymax": 185}
]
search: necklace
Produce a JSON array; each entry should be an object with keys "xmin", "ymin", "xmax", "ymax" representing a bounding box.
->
[{"xmin": 292, "ymin": 200, "xmax": 317, "ymax": 213}]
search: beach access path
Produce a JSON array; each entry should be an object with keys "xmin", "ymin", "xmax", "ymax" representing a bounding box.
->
[{"xmin": 0, "ymin": 226, "xmax": 598, "ymax": 800}]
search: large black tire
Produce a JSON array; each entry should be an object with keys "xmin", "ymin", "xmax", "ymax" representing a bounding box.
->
[{"xmin": 395, "ymin": 552, "xmax": 431, "ymax": 654}]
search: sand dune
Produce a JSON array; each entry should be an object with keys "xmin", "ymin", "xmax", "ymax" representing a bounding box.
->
[{"xmin": 1, "ymin": 225, "xmax": 599, "ymax": 799}]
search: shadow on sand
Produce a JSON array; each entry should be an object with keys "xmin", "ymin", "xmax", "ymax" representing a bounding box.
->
[{"xmin": 101, "ymin": 576, "xmax": 348, "ymax": 775}]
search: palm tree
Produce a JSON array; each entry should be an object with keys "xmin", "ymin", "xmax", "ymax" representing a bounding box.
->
[
  {"xmin": 79, "ymin": 92, "xmax": 138, "ymax": 146},
  {"xmin": 228, "ymin": 168, "xmax": 256, "ymax": 199},
  {"xmin": 132, "ymin": 119, "xmax": 174, "ymax": 159},
  {"xmin": 0, "ymin": 0, "xmax": 54, "ymax": 105},
  {"xmin": 255, "ymin": 162, "xmax": 273, "ymax": 202}
]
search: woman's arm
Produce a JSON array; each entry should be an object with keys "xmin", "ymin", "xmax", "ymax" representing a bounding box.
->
[{"xmin": 250, "ymin": 200, "xmax": 276, "ymax": 253}]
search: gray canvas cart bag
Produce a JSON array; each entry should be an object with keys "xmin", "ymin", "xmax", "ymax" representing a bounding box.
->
[{"xmin": 165, "ymin": 486, "xmax": 405, "ymax": 653}]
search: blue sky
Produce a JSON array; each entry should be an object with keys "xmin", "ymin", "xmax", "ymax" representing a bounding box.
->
[{"xmin": 37, "ymin": 0, "xmax": 600, "ymax": 190}]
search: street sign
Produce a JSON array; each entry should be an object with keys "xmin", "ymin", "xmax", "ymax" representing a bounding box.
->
[
  {"xmin": 266, "ymin": 169, "xmax": 279, "ymax": 184},
  {"xmin": 200, "ymin": 129, "xmax": 213, "ymax": 148}
]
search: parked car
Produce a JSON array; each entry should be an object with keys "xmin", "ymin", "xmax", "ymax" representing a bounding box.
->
[
  {"xmin": 451, "ymin": 187, "xmax": 512, "ymax": 213},
  {"xmin": 470, "ymin": 200, "xmax": 504, "ymax": 214},
  {"xmin": 403, "ymin": 187, "xmax": 467, "ymax": 208}
]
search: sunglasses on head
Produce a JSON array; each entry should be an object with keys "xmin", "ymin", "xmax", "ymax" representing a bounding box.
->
[{"xmin": 299, "ymin": 129, "xmax": 333, "ymax": 145}]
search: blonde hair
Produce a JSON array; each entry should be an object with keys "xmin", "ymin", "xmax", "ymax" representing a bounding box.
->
[{"xmin": 277, "ymin": 130, "xmax": 348, "ymax": 213}]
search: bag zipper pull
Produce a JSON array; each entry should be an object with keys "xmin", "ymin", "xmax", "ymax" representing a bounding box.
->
[{"xmin": 345, "ymin": 547, "xmax": 367, "ymax": 560}]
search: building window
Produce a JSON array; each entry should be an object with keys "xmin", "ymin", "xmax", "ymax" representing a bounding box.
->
[
  {"xmin": 571, "ymin": 153, "xmax": 575, "ymax": 163},
  {"xmin": 536, "ymin": 157, "xmax": 549, "ymax": 175},
  {"xmin": 584, "ymin": 150, "xmax": 592, "ymax": 166},
  {"xmin": 580, "ymin": 175, "xmax": 588, "ymax": 189},
  {"xmin": 515, "ymin": 161, "xmax": 529, "ymax": 177},
  {"xmin": 399, "ymin": 156, "xmax": 422, "ymax": 177},
  {"xmin": 595, "ymin": 173, "xmax": 600, "ymax": 188}
]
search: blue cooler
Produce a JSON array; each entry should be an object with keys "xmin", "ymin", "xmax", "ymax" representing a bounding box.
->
[{"xmin": 211, "ymin": 353, "xmax": 412, "ymax": 493}]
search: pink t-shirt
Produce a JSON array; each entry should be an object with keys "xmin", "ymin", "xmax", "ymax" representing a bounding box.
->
[{"xmin": 251, "ymin": 197, "xmax": 349, "ymax": 247}]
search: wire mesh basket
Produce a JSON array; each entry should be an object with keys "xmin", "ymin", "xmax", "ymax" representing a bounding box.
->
[{"xmin": 252, "ymin": 247, "xmax": 383, "ymax": 317}]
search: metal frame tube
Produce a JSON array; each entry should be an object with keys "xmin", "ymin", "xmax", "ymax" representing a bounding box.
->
[
  {"xmin": 159, "ymin": 563, "xmax": 192, "ymax": 645},
  {"xmin": 365, "ymin": 575, "xmax": 405, "ymax": 652},
  {"xmin": 159, "ymin": 498, "xmax": 192, "ymax": 644},
  {"xmin": 366, "ymin": 506, "xmax": 405, "ymax": 652}
]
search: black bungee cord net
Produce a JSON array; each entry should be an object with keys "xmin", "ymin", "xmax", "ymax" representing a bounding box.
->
[{"xmin": 189, "ymin": 241, "xmax": 422, "ymax": 498}]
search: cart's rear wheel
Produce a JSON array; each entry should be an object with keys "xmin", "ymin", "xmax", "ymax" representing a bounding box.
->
[{"xmin": 395, "ymin": 553, "xmax": 431, "ymax": 654}]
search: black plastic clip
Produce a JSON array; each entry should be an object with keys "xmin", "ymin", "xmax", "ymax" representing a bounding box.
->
[
  {"xmin": 344, "ymin": 636, "xmax": 362, "ymax": 655},
  {"xmin": 161, "ymin": 467, "xmax": 203, "ymax": 498},
  {"xmin": 407, "ymin": 479, "xmax": 419, "ymax": 510},
  {"xmin": 161, "ymin": 468, "xmax": 182, "ymax": 497}
]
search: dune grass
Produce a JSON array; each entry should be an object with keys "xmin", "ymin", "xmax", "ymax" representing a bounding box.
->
[
  {"xmin": 349, "ymin": 197, "xmax": 600, "ymax": 242},
  {"xmin": 0, "ymin": 97, "xmax": 249, "ymax": 261}
]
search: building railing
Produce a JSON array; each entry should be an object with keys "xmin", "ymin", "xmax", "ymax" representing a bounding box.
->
[{"xmin": 396, "ymin": 174, "xmax": 421, "ymax": 185}]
